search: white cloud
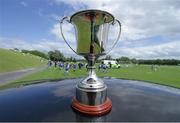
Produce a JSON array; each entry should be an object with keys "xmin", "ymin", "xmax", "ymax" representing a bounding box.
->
[
  {"xmin": 52, "ymin": 0, "xmax": 180, "ymax": 39},
  {"xmin": 50, "ymin": 22, "xmax": 76, "ymax": 43},
  {"xmin": 50, "ymin": 21, "xmax": 77, "ymax": 52},
  {"xmin": 47, "ymin": 14, "xmax": 60, "ymax": 21},
  {"xmin": 3, "ymin": 0, "xmax": 180, "ymax": 59},
  {"xmin": 110, "ymin": 40, "xmax": 180, "ymax": 59},
  {"xmin": 37, "ymin": 8, "xmax": 43, "ymax": 17},
  {"xmin": 0, "ymin": 37, "xmax": 179, "ymax": 59},
  {"xmin": 49, "ymin": 0, "xmax": 180, "ymax": 59},
  {"xmin": 0, "ymin": 37, "xmax": 80, "ymax": 58},
  {"xmin": 20, "ymin": 1, "xmax": 27, "ymax": 7}
]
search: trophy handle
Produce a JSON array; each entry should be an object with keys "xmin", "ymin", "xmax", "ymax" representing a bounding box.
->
[
  {"xmin": 60, "ymin": 16, "xmax": 77, "ymax": 54},
  {"xmin": 106, "ymin": 19, "xmax": 121, "ymax": 55}
]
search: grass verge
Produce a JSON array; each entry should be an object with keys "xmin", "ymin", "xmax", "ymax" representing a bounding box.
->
[{"xmin": 0, "ymin": 48, "xmax": 46, "ymax": 73}]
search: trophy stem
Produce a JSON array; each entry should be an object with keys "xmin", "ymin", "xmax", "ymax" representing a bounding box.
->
[
  {"xmin": 86, "ymin": 54, "xmax": 96, "ymax": 77},
  {"xmin": 71, "ymin": 54, "xmax": 112, "ymax": 116}
]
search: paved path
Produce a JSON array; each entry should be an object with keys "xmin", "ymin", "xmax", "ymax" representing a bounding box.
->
[{"xmin": 0, "ymin": 68, "xmax": 43, "ymax": 84}]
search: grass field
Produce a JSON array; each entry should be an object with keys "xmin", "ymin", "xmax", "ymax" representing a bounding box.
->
[
  {"xmin": 1, "ymin": 64, "xmax": 180, "ymax": 89},
  {"xmin": 0, "ymin": 48, "xmax": 47, "ymax": 73}
]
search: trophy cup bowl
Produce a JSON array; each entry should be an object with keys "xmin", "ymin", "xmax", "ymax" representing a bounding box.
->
[{"xmin": 60, "ymin": 10, "xmax": 121, "ymax": 116}]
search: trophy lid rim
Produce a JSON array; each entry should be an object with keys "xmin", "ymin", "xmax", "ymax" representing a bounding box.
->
[{"xmin": 70, "ymin": 9, "xmax": 115, "ymax": 23}]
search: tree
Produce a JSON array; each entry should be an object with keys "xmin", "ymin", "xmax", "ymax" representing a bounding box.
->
[
  {"xmin": 105, "ymin": 55, "xmax": 112, "ymax": 60},
  {"xmin": 120, "ymin": 56, "xmax": 130, "ymax": 61},
  {"xmin": 117, "ymin": 56, "xmax": 130, "ymax": 63},
  {"xmin": 30, "ymin": 50, "xmax": 48, "ymax": 59},
  {"xmin": 73, "ymin": 58, "xmax": 76, "ymax": 62},
  {"xmin": 48, "ymin": 50, "xmax": 65, "ymax": 61},
  {"xmin": 137, "ymin": 59, "xmax": 180, "ymax": 65},
  {"xmin": 13, "ymin": 48, "xmax": 19, "ymax": 52},
  {"xmin": 21, "ymin": 49, "xmax": 48, "ymax": 59},
  {"xmin": 21, "ymin": 49, "xmax": 29, "ymax": 53},
  {"xmin": 65, "ymin": 56, "xmax": 77, "ymax": 62},
  {"xmin": 131, "ymin": 58, "xmax": 137, "ymax": 64}
]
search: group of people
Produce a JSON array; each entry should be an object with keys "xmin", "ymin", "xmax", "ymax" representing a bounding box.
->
[
  {"xmin": 47, "ymin": 60, "xmax": 85, "ymax": 75},
  {"xmin": 47, "ymin": 60, "xmax": 113, "ymax": 75},
  {"xmin": 98, "ymin": 62, "xmax": 107, "ymax": 72}
]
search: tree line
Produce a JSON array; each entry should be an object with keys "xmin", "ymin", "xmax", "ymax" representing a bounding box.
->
[
  {"xmin": 115, "ymin": 56, "xmax": 180, "ymax": 65},
  {"xmin": 19, "ymin": 49, "xmax": 180, "ymax": 65},
  {"xmin": 21, "ymin": 49, "xmax": 76, "ymax": 62},
  {"xmin": 21, "ymin": 49, "xmax": 48, "ymax": 59}
]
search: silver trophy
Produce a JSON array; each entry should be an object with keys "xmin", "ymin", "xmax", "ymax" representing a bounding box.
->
[{"xmin": 60, "ymin": 10, "xmax": 121, "ymax": 116}]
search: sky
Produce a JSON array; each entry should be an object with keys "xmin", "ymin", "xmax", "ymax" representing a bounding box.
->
[{"xmin": 0, "ymin": 0, "xmax": 180, "ymax": 59}]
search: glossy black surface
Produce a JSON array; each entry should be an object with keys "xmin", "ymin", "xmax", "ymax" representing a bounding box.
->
[{"xmin": 0, "ymin": 78, "xmax": 180, "ymax": 122}]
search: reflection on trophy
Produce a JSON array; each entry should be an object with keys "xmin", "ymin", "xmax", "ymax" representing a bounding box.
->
[{"xmin": 60, "ymin": 10, "xmax": 121, "ymax": 116}]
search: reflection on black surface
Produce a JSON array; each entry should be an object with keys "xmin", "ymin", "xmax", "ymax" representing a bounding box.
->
[
  {"xmin": 0, "ymin": 78, "xmax": 180, "ymax": 122},
  {"xmin": 75, "ymin": 111, "xmax": 107, "ymax": 122}
]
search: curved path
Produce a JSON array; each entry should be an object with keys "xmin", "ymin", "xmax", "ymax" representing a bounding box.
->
[{"xmin": 0, "ymin": 68, "xmax": 43, "ymax": 84}]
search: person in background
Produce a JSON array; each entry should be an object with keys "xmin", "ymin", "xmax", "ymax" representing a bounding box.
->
[
  {"xmin": 54, "ymin": 61, "xmax": 57, "ymax": 67},
  {"xmin": 78, "ymin": 62, "xmax": 82, "ymax": 69},
  {"xmin": 62, "ymin": 62, "xmax": 64, "ymax": 68},
  {"xmin": 73, "ymin": 63, "xmax": 76, "ymax": 72},
  {"xmin": 59, "ymin": 62, "xmax": 63, "ymax": 70},
  {"xmin": 103, "ymin": 63, "xmax": 107, "ymax": 72},
  {"xmin": 108, "ymin": 62, "xmax": 112, "ymax": 69},
  {"xmin": 65, "ymin": 63, "xmax": 69, "ymax": 75},
  {"xmin": 47, "ymin": 60, "xmax": 52, "ymax": 68},
  {"xmin": 101, "ymin": 62, "xmax": 106, "ymax": 73},
  {"xmin": 151, "ymin": 64, "xmax": 154, "ymax": 71},
  {"xmin": 98, "ymin": 63, "xmax": 101, "ymax": 71}
]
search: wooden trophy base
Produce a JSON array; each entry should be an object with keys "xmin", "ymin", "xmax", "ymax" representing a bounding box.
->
[{"xmin": 71, "ymin": 97, "xmax": 112, "ymax": 116}]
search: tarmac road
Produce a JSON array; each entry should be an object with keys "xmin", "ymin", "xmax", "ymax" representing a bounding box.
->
[{"xmin": 0, "ymin": 68, "xmax": 43, "ymax": 84}]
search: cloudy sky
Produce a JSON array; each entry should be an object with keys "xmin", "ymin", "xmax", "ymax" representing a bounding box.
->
[{"xmin": 0, "ymin": 0, "xmax": 180, "ymax": 59}]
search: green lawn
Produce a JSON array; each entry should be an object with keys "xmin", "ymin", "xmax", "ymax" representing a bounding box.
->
[
  {"xmin": 2, "ymin": 64, "xmax": 180, "ymax": 89},
  {"xmin": 0, "ymin": 48, "xmax": 47, "ymax": 73},
  {"xmin": 15, "ymin": 67, "xmax": 87, "ymax": 81},
  {"xmin": 98, "ymin": 65, "xmax": 180, "ymax": 88}
]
